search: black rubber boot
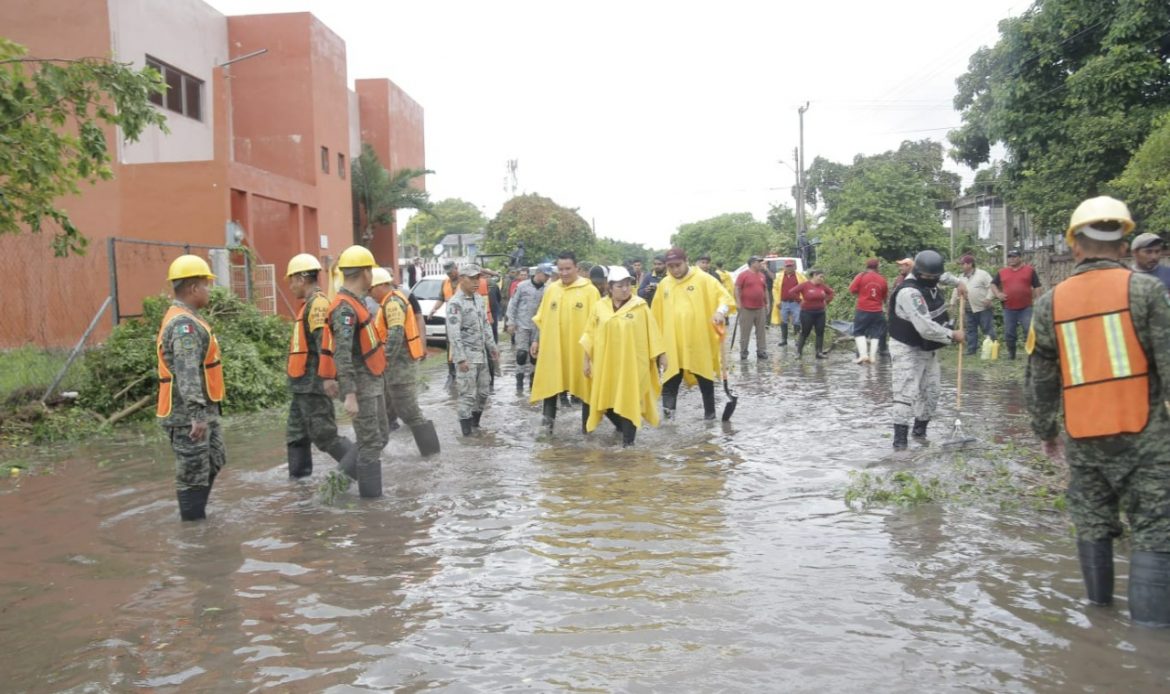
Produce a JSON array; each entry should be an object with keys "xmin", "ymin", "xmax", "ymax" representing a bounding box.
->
[
  {"xmin": 779, "ymin": 323, "xmax": 788, "ymax": 346},
  {"xmin": 1076, "ymin": 539, "xmax": 1114, "ymax": 606},
  {"xmin": 516, "ymin": 372, "xmax": 525, "ymax": 393},
  {"xmin": 177, "ymin": 486, "xmax": 210, "ymax": 521},
  {"xmin": 541, "ymin": 396, "xmax": 557, "ymax": 430},
  {"xmin": 324, "ymin": 437, "xmax": 354, "ymax": 463},
  {"xmin": 1129, "ymin": 550, "xmax": 1170, "ymax": 627},
  {"xmin": 581, "ymin": 402, "xmax": 590, "ymax": 434},
  {"xmin": 460, "ymin": 418, "xmax": 474, "ymax": 436},
  {"xmin": 700, "ymin": 379, "xmax": 716, "ymax": 421},
  {"xmin": 662, "ymin": 391, "xmax": 678, "ymax": 420},
  {"xmin": 559, "ymin": 392, "xmax": 572, "ymax": 408},
  {"xmin": 912, "ymin": 419, "xmax": 929, "ymax": 440},
  {"xmin": 472, "ymin": 411, "xmax": 483, "ymax": 430},
  {"xmin": 795, "ymin": 336, "xmax": 805, "ymax": 358},
  {"xmin": 893, "ymin": 424, "xmax": 909, "ymax": 450},
  {"xmin": 287, "ymin": 440, "xmax": 313, "ymax": 478},
  {"xmin": 410, "ymin": 420, "xmax": 441, "ymax": 457},
  {"xmin": 1008, "ymin": 345, "xmax": 1017, "ymax": 360},
  {"xmin": 386, "ymin": 417, "xmax": 401, "ymax": 433},
  {"xmin": 338, "ymin": 442, "xmax": 359, "ymax": 480},
  {"xmin": 620, "ymin": 419, "xmax": 636, "ymax": 447},
  {"xmin": 356, "ymin": 459, "xmax": 382, "ymax": 498}
]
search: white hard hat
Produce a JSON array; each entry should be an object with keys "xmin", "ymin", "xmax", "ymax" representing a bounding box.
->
[{"xmin": 608, "ymin": 266, "xmax": 632, "ymax": 283}]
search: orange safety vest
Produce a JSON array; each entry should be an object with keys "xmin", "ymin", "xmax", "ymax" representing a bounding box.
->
[
  {"xmin": 287, "ymin": 291, "xmax": 326, "ymax": 378},
  {"xmin": 156, "ymin": 305, "xmax": 225, "ymax": 418},
  {"xmin": 1052, "ymin": 267, "xmax": 1150, "ymax": 439},
  {"xmin": 318, "ymin": 292, "xmax": 387, "ymax": 378},
  {"xmin": 442, "ymin": 276, "xmax": 493, "ymax": 323},
  {"xmin": 375, "ymin": 289, "xmax": 426, "ymax": 360}
]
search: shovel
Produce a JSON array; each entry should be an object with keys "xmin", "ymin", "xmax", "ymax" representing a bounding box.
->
[
  {"xmin": 943, "ymin": 294, "xmax": 977, "ymax": 449},
  {"xmin": 715, "ymin": 323, "xmax": 738, "ymax": 421}
]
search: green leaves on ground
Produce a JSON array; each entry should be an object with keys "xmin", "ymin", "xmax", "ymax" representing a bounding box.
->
[
  {"xmin": 0, "ymin": 38, "xmax": 168, "ymax": 256},
  {"xmin": 949, "ymin": 0, "xmax": 1170, "ymax": 232}
]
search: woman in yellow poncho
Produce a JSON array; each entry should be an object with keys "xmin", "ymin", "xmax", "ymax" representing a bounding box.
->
[
  {"xmin": 651, "ymin": 247, "xmax": 732, "ymax": 420},
  {"xmin": 530, "ymin": 251, "xmax": 601, "ymax": 433},
  {"xmin": 581, "ymin": 266, "xmax": 666, "ymax": 446}
]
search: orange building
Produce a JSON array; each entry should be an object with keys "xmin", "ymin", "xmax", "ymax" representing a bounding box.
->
[{"xmin": 0, "ymin": 0, "xmax": 425, "ymax": 348}]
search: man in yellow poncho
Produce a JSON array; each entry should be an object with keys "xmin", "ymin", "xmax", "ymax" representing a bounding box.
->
[
  {"xmin": 530, "ymin": 251, "xmax": 601, "ymax": 433},
  {"xmin": 715, "ymin": 261, "xmax": 738, "ymax": 317},
  {"xmin": 581, "ymin": 266, "xmax": 667, "ymax": 446},
  {"xmin": 652, "ymin": 247, "xmax": 732, "ymax": 421},
  {"xmin": 771, "ymin": 259, "xmax": 807, "ymax": 347}
]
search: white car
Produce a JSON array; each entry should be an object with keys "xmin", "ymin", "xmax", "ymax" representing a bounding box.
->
[
  {"xmin": 731, "ymin": 255, "xmax": 804, "ymax": 280},
  {"xmin": 409, "ymin": 274, "xmax": 449, "ymax": 343}
]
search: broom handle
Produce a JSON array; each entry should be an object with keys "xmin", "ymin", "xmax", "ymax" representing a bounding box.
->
[{"xmin": 956, "ymin": 293, "xmax": 965, "ymax": 410}]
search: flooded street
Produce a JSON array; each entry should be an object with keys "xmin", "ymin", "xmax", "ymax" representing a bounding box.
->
[{"xmin": 2, "ymin": 341, "xmax": 1169, "ymax": 692}]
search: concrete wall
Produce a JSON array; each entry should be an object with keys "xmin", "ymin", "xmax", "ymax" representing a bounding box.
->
[
  {"xmin": 109, "ymin": 0, "xmax": 226, "ymax": 164},
  {"xmin": 306, "ymin": 16, "xmax": 354, "ymax": 257}
]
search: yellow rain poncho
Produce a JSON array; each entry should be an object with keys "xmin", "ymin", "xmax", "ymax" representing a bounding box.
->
[
  {"xmin": 717, "ymin": 269, "xmax": 738, "ymax": 316},
  {"xmin": 580, "ymin": 295, "xmax": 665, "ymax": 432},
  {"xmin": 652, "ymin": 267, "xmax": 731, "ymax": 385},
  {"xmin": 530, "ymin": 276, "xmax": 600, "ymax": 403},
  {"xmin": 771, "ymin": 270, "xmax": 807, "ymax": 324}
]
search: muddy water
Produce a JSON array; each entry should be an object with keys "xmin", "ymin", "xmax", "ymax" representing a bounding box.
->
[{"xmin": 2, "ymin": 343, "xmax": 1169, "ymax": 692}]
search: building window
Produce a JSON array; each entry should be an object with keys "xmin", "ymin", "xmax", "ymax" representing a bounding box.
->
[
  {"xmin": 321, "ymin": 146, "xmax": 329, "ymax": 174},
  {"xmin": 145, "ymin": 56, "xmax": 202, "ymax": 121},
  {"xmin": 338, "ymin": 153, "xmax": 346, "ymax": 179}
]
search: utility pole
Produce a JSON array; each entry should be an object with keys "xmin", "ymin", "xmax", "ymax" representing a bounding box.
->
[{"xmin": 797, "ymin": 102, "xmax": 810, "ymax": 267}]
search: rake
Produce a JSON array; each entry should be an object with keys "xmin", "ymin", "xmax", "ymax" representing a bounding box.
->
[{"xmin": 943, "ymin": 294, "xmax": 977, "ymax": 449}]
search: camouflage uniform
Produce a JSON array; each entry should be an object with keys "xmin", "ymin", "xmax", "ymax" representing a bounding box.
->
[
  {"xmin": 330, "ymin": 288, "xmax": 389, "ymax": 488},
  {"xmin": 1027, "ymin": 260, "xmax": 1170, "ymax": 551},
  {"xmin": 287, "ymin": 289, "xmax": 351, "ymax": 468},
  {"xmin": 447, "ymin": 287, "xmax": 497, "ymax": 420},
  {"xmin": 505, "ymin": 277, "xmax": 545, "ymax": 383},
  {"xmin": 382, "ymin": 291, "xmax": 426, "ymax": 428},
  {"xmin": 888, "ymin": 274, "xmax": 960, "ymax": 427},
  {"xmin": 158, "ymin": 300, "xmax": 226, "ymax": 491}
]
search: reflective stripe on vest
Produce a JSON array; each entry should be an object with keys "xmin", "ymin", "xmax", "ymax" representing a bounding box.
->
[
  {"xmin": 382, "ymin": 289, "xmax": 425, "ymax": 360},
  {"xmin": 317, "ymin": 292, "xmax": 386, "ymax": 378},
  {"xmin": 1052, "ymin": 267, "xmax": 1150, "ymax": 439},
  {"xmin": 156, "ymin": 305, "xmax": 225, "ymax": 418},
  {"xmin": 287, "ymin": 292, "xmax": 325, "ymax": 378}
]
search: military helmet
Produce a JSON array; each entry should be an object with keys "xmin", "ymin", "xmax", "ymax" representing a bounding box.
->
[
  {"xmin": 913, "ymin": 250, "xmax": 945, "ymax": 277},
  {"xmin": 285, "ymin": 253, "xmax": 322, "ymax": 277},
  {"xmin": 167, "ymin": 254, "xmax": 216, "ymax": 281}
]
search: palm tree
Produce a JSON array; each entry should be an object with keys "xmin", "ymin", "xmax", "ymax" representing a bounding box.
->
[{"xmin": 350, "ymin": 143, "xmax": 433, "ymax": 245}]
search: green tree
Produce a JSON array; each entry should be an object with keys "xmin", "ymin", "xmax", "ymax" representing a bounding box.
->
[
  {"xmin": 812, "ymin": 222, "xmax": 880, "ymax": 321},
  {"xmin": 671, "ymin": 212, "xmax": 774, "ymax": 267},
  {"xmin": 350, "ymin": 143, "xmax": 432, "ymax": 246},
  {"xmin": 593, "ymin": 236, "xmax": 652, "ymax": 266},
  {"xmin": 766, "ymin": 202, "xmax": 798, "ymax": 253},
  {"xmin": 950, "ymin": 1, "xmax": 1170, "ymax": 231},
  {"xmin": 0, "ymin": 39, "xmax": 167, "ymax": 256},
  {"xmin": 400, "ymin": 197, "xmax": 486, "ymax": 255},
  {"xmin": 1109, "ymin": 112, "xmax": 1170, "ymax": 233},
  {"xmin": 482, "ymin": 194, "xmax": 595, "ymax": 262}
]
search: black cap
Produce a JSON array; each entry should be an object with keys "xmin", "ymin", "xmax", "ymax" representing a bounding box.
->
[
  {"xmin": 1006, "ymin": 249, "xmax": 1021, "ymax": 257},
  {"xmin": 698, "ymin": 253, "xmax": 711, "ymax": 261},
  {"xmin": 748, "ymin": 255, "xmax": 763, "ymax": 263}
]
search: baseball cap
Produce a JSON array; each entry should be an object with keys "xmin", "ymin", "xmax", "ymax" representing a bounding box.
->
[
  {"xmin": 1006, "ymin": 249, "xmax": 1021, "ymax": 257},
  {"xmin": 589, "ymin": 264, "xmax": 608, "ymax": 281},
  {"xmin": 536, "ymin": 263, "xmax": 554, "ymax": 275},
  {"xmin": 748, "ymin": 255, "xmax": 763, "ymax": 264},
  {"xmin": 458, "ymin": 263, "xmax": 482, "ymax": 278},
  {"xmin": 698, "ymin": 253, "xmax": 711, "ymax": 261},
  {"xmin": 960, "ymin": 254, "xmax": 976, "ymax": 265},
  {"xmin": 865, "ymin": 258, "xmax": 879, "ymax": 269},
  {"xmin": 784, "ymin": 259, "xmax": 796, "ymax": 267},
  {"xmin": 1131, "ymin": 233, "xmax": 1165, "ymax": 251},
  {"xmin": 608, "ymin": 266, "xmax": 632, "ymax": 283},
  {"xmin": 664, "ymin": 247, "xmax": 687, "ymax": 263}
]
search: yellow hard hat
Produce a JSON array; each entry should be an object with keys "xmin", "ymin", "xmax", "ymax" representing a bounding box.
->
[
  {"xmin": 167, "ymin": 254, "xmax": 215, "ymax": 281},
  {"xmin": 337, "ymin": 245, "xmax": 376, "ymax": 269},
  {"xmin": 286, "ymin": 253, "xmax": 323, "ymax": 277},
  {"xmin": 371, "ymin": 267, "xmax": 393, "ymax": 287},
  {"xmin": 1066, "ymin": 196, "xmax": 1135, "ymax": 245}
]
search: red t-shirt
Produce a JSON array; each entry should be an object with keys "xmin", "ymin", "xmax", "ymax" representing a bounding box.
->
[
  {"xmin": 779, "ymin": 272, "xmax": 801, "ymax": 300},
  {"xmin": 848, "ymin": 270, "xmax": 889, "ymax": 312},
  {"xmin": 735, "ymin": 270, "xmax": 768, "ymax": 310},
  {"xmin": 789, "ymin": 281, "xmax": 834, "ymax": 311},
  {"xmin": 994, "ymin": 264, "xmax": 1041, "ymax": 310}
]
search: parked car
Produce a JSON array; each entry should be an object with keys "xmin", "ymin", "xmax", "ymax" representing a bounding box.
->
[
  {"xmin": 730, "ymin": 255, "xmax": 804, "ymax": 280},
  {"xmin": 409, "ymin": 274, "xmax": 449, "ymax": 343}
]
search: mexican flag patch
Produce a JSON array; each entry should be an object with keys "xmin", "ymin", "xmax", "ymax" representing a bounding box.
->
[
  {"xmin": 343, "ymin": 315, "xmax": 354, "ymax": 326},
  {"xmin": 180, "ymin": 324, "xmax": 193, "ymax": 334}
]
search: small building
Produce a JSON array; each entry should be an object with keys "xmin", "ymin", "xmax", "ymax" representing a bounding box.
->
[{"xmin": 439, "ymin": 233, "xmax": 483, "ymax": 258}]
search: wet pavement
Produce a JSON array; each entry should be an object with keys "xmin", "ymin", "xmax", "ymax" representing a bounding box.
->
[{"xmin": 2, "ymin": 338, "xmax": 1169, "ymax": 692}]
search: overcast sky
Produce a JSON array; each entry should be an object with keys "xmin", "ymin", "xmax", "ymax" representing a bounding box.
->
[{"xmin": 209, "ymin": 0, "xmax": 1024, "ymax": 248}]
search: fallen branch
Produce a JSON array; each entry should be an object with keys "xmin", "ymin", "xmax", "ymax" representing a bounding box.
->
[
  {"xmin": 103, "ymin": 394, "xmax": 151, "ymax": 427},
  {"xmin": 112, "ymin": 373, "xmax": 151, "ymax": 402}
]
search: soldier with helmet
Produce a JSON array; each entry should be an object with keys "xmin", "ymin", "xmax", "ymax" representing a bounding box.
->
[
  {"xmin": 369, "ymin": 267, "xmax": 440, "ymax": 457},
  {"xmin": 1026, "ymin": 196, "xmax": 1170, "ymax": 627},
  {"xmin": 284, "ymin": 253, "xmax": 356, "ymax": 479},
  {"xmin": 318, "ymin": 245, "xmax": 387, "ymax": 498},
  {"xmin": 886, "ymin": 249, "xmax": 967, "ymax": 450},
  {"xmin": 156, "ymin": 255, "xmax": 227, "ymax": 521}
]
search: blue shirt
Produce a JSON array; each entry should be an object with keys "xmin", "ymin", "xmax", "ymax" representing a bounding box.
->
[{"xmin": 1139, "ymin": 264, "xmax": 1170, "ymax": 292}]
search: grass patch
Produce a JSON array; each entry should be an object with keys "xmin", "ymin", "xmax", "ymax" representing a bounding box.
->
[{"xmin": 0, "ymin": 348, "xmax": 85, "ymax": 400}]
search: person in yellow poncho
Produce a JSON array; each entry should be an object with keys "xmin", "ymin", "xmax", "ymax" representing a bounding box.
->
[
  {"xmin": 651, "ymin": 247, "xmax": 732, "ymax": 421},
  {"xmin": 580, "ymin": 266, "xmax": 667, "ymax": 446},
  {"xmin": 771, "ymin": 259, "xmax": 807, "ymax": 348},
  {"xmin": 714, "ymin": 261, "xmax": 738, "ymax": 317},
  {"xmin": 530, "ymin": 251, "xmax": 601, "ymax": 433}
]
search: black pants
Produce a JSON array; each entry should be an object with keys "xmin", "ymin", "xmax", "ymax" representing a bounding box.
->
[
  {"xmin": 661, "ymin": 372, "xmax": 716, "ymax": 416},
  {"xmin": 604, "ymin": 410, "xmax": 637, "ymax": 446},
  {"xmin": 799, "ymin": 309, "xmax": 826, "ymax": 353},
  {"xmin": 543, "ymin": 394, "xmax": 590, "ymax": 428}
]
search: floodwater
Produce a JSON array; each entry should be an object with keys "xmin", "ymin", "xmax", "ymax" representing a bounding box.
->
[{"xmin": 2, "ymin": 338, "xmax": 1168, "ymax": 693}]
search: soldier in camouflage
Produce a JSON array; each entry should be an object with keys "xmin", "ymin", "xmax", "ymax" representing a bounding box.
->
[
  {"xmin": 505, "ymin": 263, "xmax": 550, "ymax": 394},
  {"xmin": 285, "ymin": 254, "xmax": 354, "ymax": 478},
  {"xmin": 370, "ymin": 268, "xmax": 440, "ymax": 457},
  {"xmin": 1026, "ymin": 196, "xmax": 1170, "ymax": 627},
  {"xmin": 326, "ymin": 246, "xmax": 389, "ymax": 498},
  {"xmin": 448, "ymin": 263, "xmax": 498, "ymax": 435},
  {"xmin": 156, "ymin": 255, "xmax": 227, "ymax": 521}
]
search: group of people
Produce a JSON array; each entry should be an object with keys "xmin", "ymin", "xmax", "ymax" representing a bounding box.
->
[{"xmin": 153, "ymin": 194, "xmax": 1170, "ymax": 630}]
